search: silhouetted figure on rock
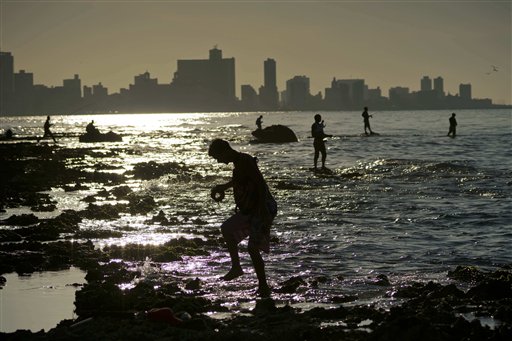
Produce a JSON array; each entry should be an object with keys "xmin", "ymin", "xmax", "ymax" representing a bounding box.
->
[
  {"xmin": 86, "ymin": 120, "xmax": 100, "ymax": 135},
  {"xmin": 256, "ymin": 115, "xmax": 263, "ymax": 130}
]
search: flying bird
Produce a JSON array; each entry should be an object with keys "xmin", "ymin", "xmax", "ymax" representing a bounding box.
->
[{"xmin": 485, "ymin": 65, "xmax": 499, "ymax": 75}]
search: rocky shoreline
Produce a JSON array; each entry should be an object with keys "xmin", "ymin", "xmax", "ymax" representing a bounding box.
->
[{"xmin": 1, "ymin": 143, "xmax": 511, "ymax": 340}]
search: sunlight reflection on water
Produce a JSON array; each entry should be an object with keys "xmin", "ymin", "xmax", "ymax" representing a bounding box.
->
[
  {"xmin": 0, "ymin": 268, "xmax": 86, "ymax": 333},
  {"xmin": 1, "ymin": 110, "xmax": 510, "ymax": 331}
]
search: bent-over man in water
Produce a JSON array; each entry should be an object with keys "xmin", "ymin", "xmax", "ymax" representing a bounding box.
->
[
  {"xmin": 447, "ymin": 113, "xmax": 457, "ymax": 137},
  {"xmin": 208, "ymin": 139, "xmax": 277, "ymax": 298}
]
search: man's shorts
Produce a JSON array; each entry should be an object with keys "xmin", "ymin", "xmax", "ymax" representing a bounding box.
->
[{"xmin": 221, "ymin": 198, "xmax": 277, "ymax": 253}]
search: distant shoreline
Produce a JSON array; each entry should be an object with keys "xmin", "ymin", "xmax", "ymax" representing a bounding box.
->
[{"xmin": 1, "ymin": 106, "xmax": 511, "ymax": 117}]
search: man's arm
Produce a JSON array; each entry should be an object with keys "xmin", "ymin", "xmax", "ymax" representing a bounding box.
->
[{"xmin": 214, "ymin": 180, "xmax": 233, "ymax": 192}]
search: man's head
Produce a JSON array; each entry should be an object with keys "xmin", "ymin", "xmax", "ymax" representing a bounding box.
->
[
  {"xmin": 452, "ymin": 113, "xmax": 456, "ymax": 117},
  {"xmin": 314, "ymin": 114, "xmax": 322, "ymax": 122},
  {"xmin": 208, "ymin": 139, "xmax": 233, "ymax": 164}
]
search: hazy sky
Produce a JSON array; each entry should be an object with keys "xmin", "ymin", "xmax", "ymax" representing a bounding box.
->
[{"xmin": 1, "ymin": 0, "xmax": 510, "ymax": 105}]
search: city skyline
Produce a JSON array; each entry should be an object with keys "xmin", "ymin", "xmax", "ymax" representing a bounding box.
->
[
  {"xmin": 2, "ymin": 47, "xmax": 502, "ymax": 115},
  {"xmin": 1, "ymin": 1, "xmax": 510, "ymax": 105}
]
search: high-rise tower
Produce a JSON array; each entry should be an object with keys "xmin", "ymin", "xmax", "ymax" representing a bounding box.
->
[
  {"xmin": 420, "ymin": 76, "xmax": 432, "ymax": 92},
  {"xmin": 0, "ymin": 52, "xmax": 14, "ymax": 114},
  {"xmin": 433, "ymin": 76, "xmax": 444, "ymax": 97},
  {"xmin": 259, "ymin": 58, "xmax": 278, "ymax": 109}
]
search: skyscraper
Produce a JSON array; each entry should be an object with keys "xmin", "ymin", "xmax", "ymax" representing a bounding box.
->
[
  {"xmin": 0, "ymin": 52, "xmax": 14, "ymax": 114},
  {"xmin": 459, "ymin": 83, "xmax": 472, "ymax": 100},
  {"xmin": 421, "ymin": 76, "xmax": 432, "ymax": 92},
  {"xmin": 264, "ymin": 58, "xmax": 276, "ymax": 90},
  {"xmin": 171, "ymin": 47, "xmax": 236, "ymax": 110},
  {"xmin": 285, "ymin": 75, "xmax": 310, "ymax": 110},
  {"xmin": 259, "ymin": 58, "xmax": 278, "ymax": 109},
  {"xmin": 433, "ymin": 76, "xmax": 444, "ymax": 97},
  {"xmin": 14, "ymin": 69, "xmax": 34, "ymax": 114}
]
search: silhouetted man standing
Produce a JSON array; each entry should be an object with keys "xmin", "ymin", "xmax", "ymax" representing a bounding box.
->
[
  {"xmin": 362, "ymin": 107, "xmax": 373, "ymax": 135},
  {"xmin": 311, "ymin": 114, "xmax": 332, "ymax": 171},
  {"xmin": 38, "ymin": 116, "xmax": 57, "ymax": 143},
  {"xmin": 448, "ymin": 113, "xmax": 457, "ymax": 137},
  {"xmin": 208, "ymin": 139, "xmax": 277, "ymax": 298},
  {"xmin": 256, "ymin": 115, "xmax": 263, "ymax": 130}
]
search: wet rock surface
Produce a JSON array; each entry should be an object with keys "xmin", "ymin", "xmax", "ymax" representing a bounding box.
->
[{"xmin": 0, "ymin": 143, "xmax": 511, "ymax": 340}]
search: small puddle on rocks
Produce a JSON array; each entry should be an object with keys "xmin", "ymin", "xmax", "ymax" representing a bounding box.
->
[{"xmin": 0, "ymin": 267, "xmax": 86, "ymax": 333}]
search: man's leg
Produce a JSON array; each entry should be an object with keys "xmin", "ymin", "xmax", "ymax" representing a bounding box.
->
[
  {"xmin": 248, "ymin": 244, "xmax": 270, "ymax": 297},
  {"xmin": 222, "ymin": 238, "xmax": 243, "ymax": 280},
  {"xmin": 320, "ymin": 143, "xmax": 327, "ymax": 168},
  {"xmin": 314, "ymin": 148, "xmax": 319, "ymax": 169},
  {"xmin": 220, "ymin": 213, "xmax": 250, "ymax": 280}
]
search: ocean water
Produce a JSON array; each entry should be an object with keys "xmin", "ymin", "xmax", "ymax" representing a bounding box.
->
[{"xmin": 1, "ymin": 109, "xmax": 511, "ymax": 329}]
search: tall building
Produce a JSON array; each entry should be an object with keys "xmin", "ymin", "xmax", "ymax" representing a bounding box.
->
[
  {"xmin": 264, "ymin": 58, "xmax": 276, "ymax": 89},
  {"xmin": 365, "ymin": 86, "xmax": 382, "ymax": 101},
  {"xmin": 171, "ymin": 47, "xmax": 236, "ymax": 110},
  {"xmin": 14, "ymin": 69, "xmax": 34, "ymax": 114},
  {"xmin": 421, "ymin": 76, "xmax": 432, "ymax": 92},
  {"xmin": 324, "ymin": 77, "xmax": 349, "ymax": 109},
  {"xmin": 334, "ymin": 79, "xmax": 365, "ymax": 108},
  {"xmin": 259, "ymin": 58, "xmax": 279, "ymax": 110},
  {"xmin": 92, "ymin": 82, "xmax": 108, "ymax": 97},
  {"xmin": 433, "ymin": 76, "xmax": 444, "ymax": 97},
  {"xmin": 241, "ymin": 84, "xmax": 258, "ymax": 110},
  {"xmin": 284, "ymin": 75, "xmax": 310, "ymax": 110},
  {"xmin": 0, "ymin": 52, "xmax": 14, "ymax": 114},
  {"xmin": 459, "ymin": 83, "xmax": 471, "ymax": 100},
  {"xmin": 63, "ymin": 74, "xmax": 81, "ymax": 100}
]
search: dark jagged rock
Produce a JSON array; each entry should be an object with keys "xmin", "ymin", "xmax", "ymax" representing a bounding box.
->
[
  {"xmin": 185, "ymin": 277, "xmax": 202, "ymax": 290},
  {"xmin": 2, "ymin": 213, "xmax": 39, "ymax": 226},
  {"xmin": 368, "ymin": 274, "xmax": 391, "ymax": 286},
  {"xmin": 251, "ymin": 125, "xmax": 298, "ymax": 143},
  {"xmin": 0, "ymin": 230, "xmax": 23, "ymax": 242},
  {"xmin": 79, "ymin": 131, "xmax": 122, "ymax": 143},
  {"xmin": 276, "ymin": 276, "xmax": 307, "ymax": 293},
  {"xmin": 448, "ymin": 265, "xmax": 486, "ymax": 282},
  {"xmin": 467, "ymin": 278, "xmax": 512, "ymax": 299}
]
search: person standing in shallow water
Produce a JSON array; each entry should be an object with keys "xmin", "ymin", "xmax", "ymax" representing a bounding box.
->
[
  {"xmin": 208, "ymin": 139, "xmax": 277, "ymax": 298},
  {"xmin": 37, "ymin": 116, "xmax": 57, "ymax": 143},
  {"xmin": 362, "ymin": 107, "xmax": 373, "ymax": 135},
  {"xmin": 256, "ymin": 115, "xmax": 263, "ymax": 130},
  {"xmin": 311, "ymin": 114, "xmax": 332, "ymax": 171},
  {"xmin": 447, "ymin": 113, "xmax": 457, "ymax": 137}
]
